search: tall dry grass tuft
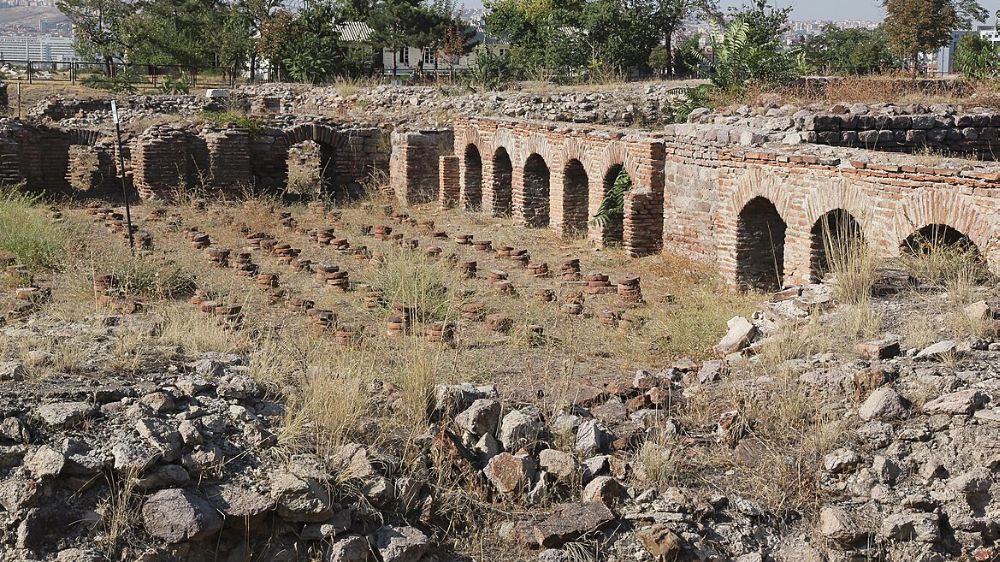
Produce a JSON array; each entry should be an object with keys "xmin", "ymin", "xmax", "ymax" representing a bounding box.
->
[
  {"xmin": 898, "ymin": 226, "xmax": 992, "ymax": 303},
  {"xmin": 0, "ymin": 183, "xmax": 73, "ymax": 271},
  {"xmin": 97, "ymin": 468, "xmax": 143, "ymax": 556},
  {"xmin": 815, "ymin": 213, "xmax": 877, "ymax": 306},
  {"xmin": 158, "ymin": 305, "xmax": 251, "ymax": 354},
  {"xmin": 371, "ymin": 247, "xmax": 457, "ymax": 322}
]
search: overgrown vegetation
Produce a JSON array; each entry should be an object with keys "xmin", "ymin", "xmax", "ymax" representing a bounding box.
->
[
  {"xmin": 0, "ymin": 184, "xmax": 70, "ymax": 271},
  {"xmin": 591, "ymin": 169, "xmax": 632, "ymax": 228},
  {"xmin": 200, "ymin": 110, "xmax": 268, "ymax": 137}
]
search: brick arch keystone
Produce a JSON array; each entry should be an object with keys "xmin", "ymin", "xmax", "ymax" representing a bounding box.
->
[
  {"xmin": 491, "ymin": 128, "xmax": 516, "ymax": 161},
  {"xmin": 518, "ymin": 133, "xmax": 554, "ymax": 169},
  {"xmin": 598, "ymin": 143, "xmax": 646, "ymax": 194}
]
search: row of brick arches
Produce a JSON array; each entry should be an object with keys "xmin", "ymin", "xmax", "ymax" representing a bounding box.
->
[
  {"xmin": 734, "ymin": 197, "xmax": 986, "ymax": 292},
  {"xmin": 460, "ymin": 142, "xmax": 633, "ymax": 246}
]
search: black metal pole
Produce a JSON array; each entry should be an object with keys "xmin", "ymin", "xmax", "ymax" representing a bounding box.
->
[{"xmin": 114, "ymin": 117, "xmax": 136, "ymax": 256}]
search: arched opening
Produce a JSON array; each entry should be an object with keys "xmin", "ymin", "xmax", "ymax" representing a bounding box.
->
[
  {"xmin": 736, "ymin": 197, "xmax": 787, "ymax": 292},
  {"xmin": 810, "ymin": 210, "xmax": 864, "ymax": 282},
  {"xmin": 463, "ymin": 144, "xmax": 483, "ymax": 211},
  {"xmin": 902, "ymin": 224, "xmax": 979, "ymax": 255},
  {"xmin": 522, "ymin": 154, "xmax": 550, "ymax": 228},
  {"xmin": 492, "ymin": 148, "xmax": 513, "ymax": 217},
  {"xmin": 900, "ymin": 224, "xmax": 990, "ymax": 286},
  {"xmin": 286, "ymin": 140, "xmax": 339, "ymax": 198},
  {"xmin": 598, "ymin": 165, "xmax": 627, "ymax": 245},
  {"xmin": 562, "ymin": 159, "xmax": 589, "ymax": 236}
]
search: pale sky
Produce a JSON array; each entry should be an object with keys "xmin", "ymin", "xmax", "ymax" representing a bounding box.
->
[
  {"xmin": 716, "ymin": 0, "xmax": 1000, "ymax": 23},
  {"xmin": 462, "ymin": 0, "xmax": 1000, "ymax": 24}
]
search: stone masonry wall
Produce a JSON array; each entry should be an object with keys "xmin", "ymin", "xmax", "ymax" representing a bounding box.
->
[
  {"xmin": 662, "ymin": 123, "xmax": 1000, "ymax": 288},
  {"xmin": 691, "ymin": 104, "xmax": 1000, "ymax": 159}
]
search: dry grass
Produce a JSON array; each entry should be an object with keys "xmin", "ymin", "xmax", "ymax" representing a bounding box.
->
[{"xmin": 96, "ymin": 468, "xmax": 143, "ymax": 556}]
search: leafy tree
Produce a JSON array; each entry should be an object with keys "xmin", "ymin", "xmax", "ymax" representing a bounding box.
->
[
  {"xmin": 281, "ymin": 1, "xmax": 344, "ymax": 83},
  {"xmin": 727, "ymin": 0, "xmax": 791, "ymax": 47},
  {"xmin": 882, "ymin": 0, "xmax": 959, "ymax": 70},
  {"xmin": 648, "ymin": 45, "xmax": 670, "ymax": 77},
  {"xmin": 954, "ymin": 0, "xmax": 988, "ymax": 29},
  {"xmin": 120, "ymin": 0, "xmax": 228, "ymax": 67},
  {"xmin": 257, "ymin": 9, "xmax": 298, "ymax": 79},
  {"xmin": 465, "ymin": 46, "xmax": 515, "ymax": 90},
  {"xmin": 702, "ymin": 16, "xmax": 795, "ymax": 91},
  {"xmin": 954, "ymin": 33, "xmax": 999, "ymax": 80},
  {"xmin": 579, "ymin": 0, "xmax": 657, "ymax": 76},
  {"xmin": 641, "ymin": 0, "xmax": 718, "ymax": 76},
  {"xmin": 672, "ymin": 33, "xmax": 703, "ymax": 76},
  {"xmin": 57, "ymin": 0, "xmax": 131, "ymax": 73},
  {"xmin": 440, "ymin": 24, "xmax": 476, "ymax": 78},
  {"xmin": 370, "ymin": 0, "xmax": 454, "ymax": 75},
  {"xmin": 802, "ymin": 25, "xmax": 900, "ymax": 75}
]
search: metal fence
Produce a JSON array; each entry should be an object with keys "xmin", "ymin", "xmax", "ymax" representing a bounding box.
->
[{"xmin": 0, "ymin": 59, "xmax": 247, "ymax": 87}]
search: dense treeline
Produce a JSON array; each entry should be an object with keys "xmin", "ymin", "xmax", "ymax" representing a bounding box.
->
[{"xmin": 56, "ymin": 0, "xmax": 994, "ymax": 89}]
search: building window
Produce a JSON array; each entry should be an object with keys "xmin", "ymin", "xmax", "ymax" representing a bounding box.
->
[
  {"xmin": 398, "ymin": 48, "xmax": 409, "ymax": 65},
  {"xmin": 423, "ymin": 47, "xmax": 437, "ymax": 65}
]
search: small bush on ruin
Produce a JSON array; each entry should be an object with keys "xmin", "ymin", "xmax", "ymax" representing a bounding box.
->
[
  {"xmin": 200, "ymin": 110, "xmax": 267, "ymax": 137},
  {"xmin": 0, "ymin": 183, "xmax": 71, "ymax": 271}
]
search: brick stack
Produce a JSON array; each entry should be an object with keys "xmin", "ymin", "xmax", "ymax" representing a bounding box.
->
[
  {"xmin": 583, "ymin": 273, "xmax": 614, "ymax": 294},
  {"xmin": 617, "ymin": 275, "xmax": 643, "ymax": 303},
  {"xmin": 133, "ymin": 125, "xmax": 191, "ymax": 200},
  {"xmin": 561, "ymin": 259, "xmax": 581, "ymax": 280},
  {"xmin": 206, "ymin": 247, "xmax": 231, "ymax": 267}
]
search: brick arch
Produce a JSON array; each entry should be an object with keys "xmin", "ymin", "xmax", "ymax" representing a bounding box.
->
[
  {"xmin": 801, "ymin": 179, "xmax": 876, "ymax": 234},
  {"xmin": 560, "ymin": 138, "xmax": 589, "ymax": 172},
  {"xmin": 729, "ymin": 169, "xmax": 796, "ymax": 225},
  {"xmin": 281, "ymin": 123, "xmax": 349, "ymax": 149},
  {"xmin": 491, "ymin": 128, "xmax": 516, "ymax": 162},
  {"xmin": 893, "ymin": 190, "xmax": 996, "ymax": 257},
  {"xmin": 458, "ymin": 125, "xmax": 490, "ymax": 157},
  {"xmin": 518, "ymin": 133, "xmax": 554, "ymax": 170},
  {"xmin": 597, "ymin": 142, "xmax": 645, "ymax": 194}
]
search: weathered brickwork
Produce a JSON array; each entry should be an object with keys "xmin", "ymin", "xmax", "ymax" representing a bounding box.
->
[
  {"xmin": 450, "ymin": 117, "xmax": 666, "ymax": 257},
  {"xmin": 389, "ymin": 128, "xmax": 454, "ymax": 205},
  {"xmin": 661, "ymin": 124, "xmax": 1000, "ymax": 288},
  {"xmin": 0, "ymin": 121, "xmax": 110, "ymax": 194},
  {"xmin": 439, "ymin": 155, "xmax": 460, "ymax": 208}
]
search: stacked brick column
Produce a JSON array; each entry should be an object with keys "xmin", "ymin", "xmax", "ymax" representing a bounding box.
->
[{"xmin": 439, "ymin": 155, "xmax": 460, "ymax": 208}]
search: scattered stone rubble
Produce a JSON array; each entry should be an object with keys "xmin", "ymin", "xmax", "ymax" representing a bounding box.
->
[{"xmin": 2, "ymin": 290, "xmax": 998, "ymax": 561}]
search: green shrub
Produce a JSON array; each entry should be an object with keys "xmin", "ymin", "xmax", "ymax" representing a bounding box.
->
[
  {"xmin": 83, "ymin": 69, "xmax": 143, "ymax": 95},
  {"xmin": 103, "ymin": 256, "xmax": 197, "ymax": 300},
  {"xmin": 200, "ymin": 110, "xmax": 267, "ymax": 137},
  {"xmin": 0, "ymin": 184, "xmax": 69, "ymax": 271},
  {"xmin": 156, "ymin": 73, "xmax": 193, "ymax": 95}
]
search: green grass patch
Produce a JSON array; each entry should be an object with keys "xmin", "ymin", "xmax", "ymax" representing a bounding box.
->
[
  {"xmin": 0, "ymin": 184, "xmax": 70, "ymax": 271},
  {"xmin": 199, "ymin": 110, "xmax": 268, "ymax": 138}
]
